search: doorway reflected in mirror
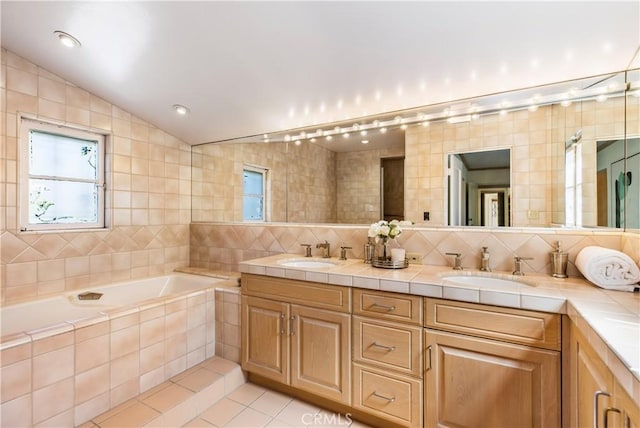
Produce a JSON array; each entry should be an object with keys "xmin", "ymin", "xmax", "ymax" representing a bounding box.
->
[{"xmin": 447, "ymin": 148, "xmax": 511, "ymax": 227}]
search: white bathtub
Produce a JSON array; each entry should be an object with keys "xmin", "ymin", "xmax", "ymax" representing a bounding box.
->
[
  {"xmin": 1, "ymin": 273, "xmax": 233, "ymax": 338},
  {"xmin": 0, "ymin": 271, "xmax": 241, "ymax": 426}
]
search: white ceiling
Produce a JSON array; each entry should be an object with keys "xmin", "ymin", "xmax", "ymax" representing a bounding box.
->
[{"xmin": 2, "ymin": 1, "xmax": 639, "ymax": 146}]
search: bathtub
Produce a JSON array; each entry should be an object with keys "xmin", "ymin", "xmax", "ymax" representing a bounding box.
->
[
  {"xmin": 0, "ymin": 272, "xmax": 241, "ymax": 427},
  {"xmin": 1, "ymin": 273, "xmax": 233, "ymax": 339}
]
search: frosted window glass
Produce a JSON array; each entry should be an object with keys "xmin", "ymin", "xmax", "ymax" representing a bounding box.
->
[
  {"xmin": 29, "ymin": 179, "xmax": 98, "ymax": 224},
  {"xmin": 30, "ymin": 131, "xmax": 98, "ymax": 180},
  {"xmin": 243, "ymin": 168, "xmax": 265, "ymax": 221},
  {"xmin": 244, "ymin": 170, "xmax": 263, "ymax": 194}
]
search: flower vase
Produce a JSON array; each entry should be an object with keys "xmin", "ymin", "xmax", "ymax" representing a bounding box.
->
[{"xmin": 376, "ymin": 238, "xmax": 390, "ymax": 261}]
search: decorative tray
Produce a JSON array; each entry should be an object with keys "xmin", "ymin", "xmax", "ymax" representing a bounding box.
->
[{"xmin": 372, "ymin": 257, "xmax": 409, "ymax": 269}]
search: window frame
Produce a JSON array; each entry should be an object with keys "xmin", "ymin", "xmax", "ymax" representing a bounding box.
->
[
  {"xmin": 19, "ymin": 117, "xmax": 107, "ymax": 231},
  {"xmin": 242, "ymin": 164, "xmax": 268, "ymax": 222}
]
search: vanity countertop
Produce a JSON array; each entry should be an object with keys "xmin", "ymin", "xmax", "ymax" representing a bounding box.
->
[{"xmin": 239, "ymin": 253, "xmax": 640, "ymax": 398}]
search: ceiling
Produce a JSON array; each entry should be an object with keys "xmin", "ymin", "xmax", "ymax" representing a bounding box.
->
[{"xmin": 2, "ymin": 1, "xmax": 639, "ymax": 146}]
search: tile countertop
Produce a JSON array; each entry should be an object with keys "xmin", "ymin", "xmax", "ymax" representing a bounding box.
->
[{"xmin": 239, "ymin": 253, "xmax": 640, "ymax": 398}]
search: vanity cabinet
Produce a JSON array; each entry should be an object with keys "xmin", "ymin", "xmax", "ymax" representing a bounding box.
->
[
  {"xmin": 352, "ymin": 289, "xmax": 424, "ymax": 427},
  {"xmin": 241, "ymin": 274, "xmax": 351, "ymax": 403},
  {"xmin": 424, "ymin": 298, "xmax": 561, "ymax": 428},
  {"xmin": 569, "ymin": 323, "xmax": 639, "ymax": 428}
]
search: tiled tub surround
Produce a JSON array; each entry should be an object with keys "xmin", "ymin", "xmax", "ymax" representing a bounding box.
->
[
  {"xmin": 239, "ymin": 253, "xmax": 640, "ymax": 412},
  {"xmin": 0, "ymin": 274, "xmax": 240, "ymax": 427},
  {"xmin": 1, "ymin": 48, "xmax": 192, "ymax": 306}
]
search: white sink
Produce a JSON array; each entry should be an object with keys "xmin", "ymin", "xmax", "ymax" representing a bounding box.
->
[
  {"xmin": 277, "ymin": 259, "xmax": 337, "ymax": 268},
  {"xmin": 442, "ymin": 274, "xmax": 532, "ymax": 289}
]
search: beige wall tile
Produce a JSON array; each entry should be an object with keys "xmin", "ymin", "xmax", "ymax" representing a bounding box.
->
[{"xmin": 32, "ymin": 377, "xmax": 74, "ymax": 425}]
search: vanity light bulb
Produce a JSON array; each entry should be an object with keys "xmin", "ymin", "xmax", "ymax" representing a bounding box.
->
[
  {"xmin": 380, "ymin": 127, "xmax": 387, "ymax": 134},
  {"xmin": 400, "ymin": 124, "xmax": 407, "ymax": 130},
  {"xmin": 326, "ymin": 135, "xmax": 333, "ymax": 141},
  {"xmin": 528, "ymin": 105, "xmax": 539, "ymax": 112},
  {"xmin": 284, "ymin": 135, "xmax": 291, "ymax": 142},
  {"xmin": 343, "ymin": 133, "xmax": 350, "ymax": 138},
  {"xmin": 560, "ymin": 100, "xmax": 572, "ymax": 107},
  {"xmin": 422, "ymin": 121, "xmax": 430, "ymax": 127},
  {"xmin": 294, "ymin": 140, "xmax": 301, "ymax": 146},
  {"xmin": 596, "ymin": 94, "xmax": 607, "ymax": 102},
  {"xmin": 360, "ymin": 130, "xmax": 367, "ymax": 136}
]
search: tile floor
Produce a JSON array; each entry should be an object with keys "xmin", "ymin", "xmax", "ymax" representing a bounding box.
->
[{"xmin": 183, "ymin": 382, "xmax": 372, "ymax": 428}]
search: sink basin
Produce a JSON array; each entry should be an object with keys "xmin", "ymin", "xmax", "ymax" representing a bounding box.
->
[
  {"xmin": 442, "ymin": 275, "xmax": 532, "ymax": 289},
  {"xmin": 277, "ymin": 259, "xmax": 337, "ymax": 268}
]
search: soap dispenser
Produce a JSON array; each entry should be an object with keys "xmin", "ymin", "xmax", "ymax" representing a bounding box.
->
[{"xmin": 550, "ymin": 241, "xmax": 568, "ymax": 278}]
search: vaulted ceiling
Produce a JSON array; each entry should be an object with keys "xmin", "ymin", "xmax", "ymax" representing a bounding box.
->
[{"xmin": 2, "ymin": 1, "xmax": 638, "ymax": 145}]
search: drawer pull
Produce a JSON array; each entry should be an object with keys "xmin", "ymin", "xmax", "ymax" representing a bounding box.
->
[
  {"xmin": 289, "ymin": 315, "xmax": 296, "ymax": 336},
  {"xmin": 280, "ymin": 313, "xmax": 286, "ymax": 335},
  {"xmin": 371, "ymin": 342, "xmax": 396, "ymax": 352},
  {"xmin": 594, "ymin": 391, "xmax": 611, "ymax": 428},
  {"xmin": 427, "ymin": 345, "xmax": 432, "ymax": 371},
  {"xmin": 370, "ymin": 303, "xmax": 396, "ymax": 312},
  {"xmin": 372, "ymin": 391, "xmax": 396, "ymax": 403},
  {"xmin": 604, "ymin": 407, "xmax": 621, "ymax": 428}
]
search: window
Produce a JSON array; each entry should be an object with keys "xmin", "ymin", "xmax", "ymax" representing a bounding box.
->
[
  {"xmin": 20, "ymin": 118, "xmax": 106, "ymax": 231},
  {"xmin": 565, "ymin": 136, "xmax": 583, "ymax": 227},
  {"xmin": 243, "ymin": 166, "xmax": 267, "ymax": 221}
]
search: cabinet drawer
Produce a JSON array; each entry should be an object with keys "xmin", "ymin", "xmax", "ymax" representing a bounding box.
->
[
  {"xmin": 353, "ymin": 288, "xmax": 422, "ymax": 325},
  {"xmin": 352, "ymin": 363, "xmax": 422, "ymax": 427},
  {"xmin": 425, "ymin": 298, "xmax": 561, "ymax": 351},
  {"xmin": 242, "ymin": 273, "xmax": 350, "ymax": 312},
  {"xmin": 353, "ymin": 316, "xmax": 422, "ymax": 377}
]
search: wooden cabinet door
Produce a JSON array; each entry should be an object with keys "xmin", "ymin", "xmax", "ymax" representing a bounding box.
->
[
  {"xmin": 571, "ymin": 329, "xmax": 614, "ymax": 428},
  {"xmin": 290, "ymin": 304, "xmax": 351, "ymax": 404},
  {"xmin": 241, "ymin": 296, "xmax": 289, "ymax": 383},
  {"xmin": 425, "ymin": 329, "xmax": 560, "ymax": 428},
  {"xmin": 613, "ymin": 381, "xmax": 640, "ymax": 428}
]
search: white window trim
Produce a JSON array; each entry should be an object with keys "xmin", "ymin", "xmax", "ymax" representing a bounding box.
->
[
  {"xmin": 19, "ymin": 117, "xmax": 107, "ymax": 231},
  {"xmin": 243, "ymin": 164, "xmax": 268, "ymax": 222}
]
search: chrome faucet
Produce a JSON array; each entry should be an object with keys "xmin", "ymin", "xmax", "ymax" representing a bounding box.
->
[
  {"xmin": 301, "ymin": 244, "xmax": 312, "ymax": 257},
  {"xmin": 316, "ymin": 240, "xmax": 331, "ymax": 258},
  {"xmin": 480, "ymin": 247, "xmax": 491, "ymax": 272},
  {"xmin": 445, "ymin": 252, "xmax": 463, "ymax": 270},
  {"xmin": 340, "ymin": 246, "xmax": 352, "ymax": 260},
  {"xmin": 513, "ymin": 256, "xmax": 533, "ymax": 276}
]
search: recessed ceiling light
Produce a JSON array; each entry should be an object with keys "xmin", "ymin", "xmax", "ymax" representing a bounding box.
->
[
  {"xmin": 54, "ymin": 30, "xmax": 81, "ymax": 48},
  {"xmin": 173, "ymin": 104, "xmax": 190, "ymax": 115}
]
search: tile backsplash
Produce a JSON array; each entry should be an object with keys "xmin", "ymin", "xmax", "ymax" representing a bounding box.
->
[{"xmin": 190, "ymin": 222, "xmax": 639, "ymax": 279}]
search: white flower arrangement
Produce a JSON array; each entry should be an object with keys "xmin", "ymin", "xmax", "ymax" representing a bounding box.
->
[{"xmin": 368, "ymin": 219, "xmax": 413, "ymax": 243}]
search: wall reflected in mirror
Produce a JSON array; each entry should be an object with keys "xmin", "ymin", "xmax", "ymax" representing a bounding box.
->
[
  {"xmin": 192, "ymin": 68, "xmax": 638, "ymax": 231},
  {"xmin": 595, "ymin": 137, "xmax": 639, "ymax": 229},
  {"xmin": 447, "ymin": 149, "xmax": 511, "ymax": 226}
]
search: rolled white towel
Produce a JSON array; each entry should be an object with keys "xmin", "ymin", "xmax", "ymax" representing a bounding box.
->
[{"xmin": 575, "ymin": 246, "xmax": 640, "ymax": 292}]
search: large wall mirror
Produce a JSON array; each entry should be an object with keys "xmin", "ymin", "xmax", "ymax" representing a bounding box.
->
[{"xmin": 191, "ymin": 68, "xmax": 639, "ymax": 231}]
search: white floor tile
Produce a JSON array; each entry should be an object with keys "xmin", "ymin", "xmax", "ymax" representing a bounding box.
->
[
  {"xmin": 223, "ymin": 407, "xmax": 272, "ymax": 428},
  {"xmin": 249, "ymin": 390, "xmax": 293, "ymax": 417},
  {"xmin": 199, "ymin": 398, "xmax": 246, "ymax": 427}
]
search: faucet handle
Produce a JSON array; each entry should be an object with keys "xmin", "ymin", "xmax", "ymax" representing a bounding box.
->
[
  {"xmin": 300, "ymin": 244, "xmax": 312, "ymax": 257},
  {"xmin": 340, "ymin": 246, "xmax": 352, "ymax": 260},
  {"xmin": 445, "ymin": 252, "xmax": 463, "ymax": 270},
  {"xmin": 514, "ymin": 255, "xmax": 534, "ymax": 261}
]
